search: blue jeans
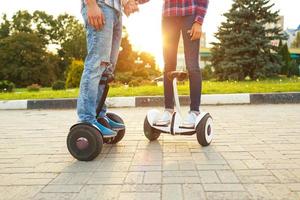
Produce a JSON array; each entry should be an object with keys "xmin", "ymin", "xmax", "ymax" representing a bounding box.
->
[
  {"xmin": 77, "ymin": 1, "xmax": 122, "ymax": 123},
  {"xmin": 162, "ymin": 15, "xmax": 202, "ymax": 112}
]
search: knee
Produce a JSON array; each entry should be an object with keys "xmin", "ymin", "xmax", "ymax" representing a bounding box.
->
[{"xmin": 100, "ymin": 61, "xmax": 111, "ymax": 68}]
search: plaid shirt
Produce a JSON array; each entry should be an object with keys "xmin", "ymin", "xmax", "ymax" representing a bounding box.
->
[{"xmin": 139, "ymin": 0, "xmax": 209, "ymax": 24}]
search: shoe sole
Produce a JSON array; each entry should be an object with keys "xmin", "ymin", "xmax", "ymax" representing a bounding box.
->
[
  {"xmin": 102, "ymin": 132, "xmax": 118, "ymax": 138},
  {"xmin": 153, "ymin": 122, "xmax": 170, "ymax": 127},
  {"xmin": 179, "ymin": 125, "xmax": 195, "ymax": 129}
]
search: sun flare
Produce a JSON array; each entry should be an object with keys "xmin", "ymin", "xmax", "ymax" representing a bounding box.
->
[{"xmin": 123, "ymin": 0, "xmax": 164, "ymax": 69}]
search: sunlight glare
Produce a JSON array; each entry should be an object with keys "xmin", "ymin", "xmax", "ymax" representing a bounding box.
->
[{"xmin": 123, "ymin": 0, "xmax": 164, "ymax": 69}]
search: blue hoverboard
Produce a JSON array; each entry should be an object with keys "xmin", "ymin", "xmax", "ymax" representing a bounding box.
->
[{"xmin": 67, "ymin": 73, "xmax": 125, "ymax": 161}]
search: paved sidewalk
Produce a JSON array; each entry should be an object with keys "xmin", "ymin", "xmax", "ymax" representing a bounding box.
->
[{"xmin": 0, "ymin": 105, "xmax": 300, "ymax": 200}]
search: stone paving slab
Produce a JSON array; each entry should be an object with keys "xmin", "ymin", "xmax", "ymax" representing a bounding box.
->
[{"xmin": 0, "ymin": 104, "xmax": 300, "ymax": 199}]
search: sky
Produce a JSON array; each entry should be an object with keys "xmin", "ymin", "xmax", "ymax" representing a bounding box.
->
[{"xmin": 1, "ymin": 0, "xmax": 300, "ymax": 66}]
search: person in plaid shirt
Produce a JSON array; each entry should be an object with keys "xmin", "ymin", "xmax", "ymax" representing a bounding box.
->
[
  {"xmin": 125, "ymin": 0, "xmax": 209, "ymax": 128},
  {"xmin": 149, "ymin": 0, "xmax": 210, "ymax": 128}
]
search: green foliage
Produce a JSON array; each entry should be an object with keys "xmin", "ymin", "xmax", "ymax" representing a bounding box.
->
[
  {"xmin": 116, "ymin": 34, "xmax": 137, "ymax": 73},
  {"xmin": 56, "ymin": 14, "xmax": 87, "ymax": 62},
  {"xmin": 291, "ymin": 32, "xmax": 300, "ymax": 48},
  {"xmin": 0, "ymin": 32, "xmax": 57, "ymax": 87},
  {"xmin": 0, "ymin": 80, "xmax": 15, "ymax": 93},
  {"xmin": 287, "ymin": 60, "xmax": 299, "ymax": 76},
  {"xmin": 0, "ymin": 14, "xmax": 10, "ymax": 39},
  {"xmin": 115, "ymin": 72, "xmax": 132, "ymax": 84},
  {"xmin": 128, "ymin": 79, "xmax": 142, "ymax": 87},
  {"xmin": 52, "ymin": 80, "xmax": 66, "ymax": 90},
  {"xmin": 9, "ymin": 10, "xmax": 57, "ymax": 45},
  {"xmin": 115, "ymin": 32, "xmax": 161, "ymax": 82},
  {"xmin": 66, "ymin": 60, "xmax": 84, "ymax": 88},
  {"xmin": 0, "ymin": 11, "xmax": 86, "ymax": 86},
  {"xmin": 201, "ymin": 65, "xmax": 215, "ymax": 80},
  {"xmin": 27, "ymin": 84, "xmax": 41, "ymax": 92},
  {"xmin": 211, "ymin": 0, "xmax": 285, "ymax": 81},
  {"xmin": 278, "ymin": 41, "xmax": 299, "ymax": 76},
  {"xmin": 0, "ymin": 12, "xmax": 160, "ymax": 88},
  {"xmin": 279, "ymin": 42, "xmax": 291, "ymax": 75}
]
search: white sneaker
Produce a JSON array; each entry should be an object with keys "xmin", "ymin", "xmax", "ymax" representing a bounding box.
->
[
  {"xmin": 180, "ymin": 111, "xmax": 199, "ymax": 129},
  {"xmin": 154, "ymin": 110, "xmax": 173, "ymax": 126}
]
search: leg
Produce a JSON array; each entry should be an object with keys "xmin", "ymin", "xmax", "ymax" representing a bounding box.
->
[
  {"xmin": 96, "ymin": 11, "xmax": 122, "ymax": 118},
  {"xmin": 154, "ymin": 17, "xmax": 182, "ymax": 126},
  {"xmin": 181, "ymin": 16, "xmax": 202, "ymax": 112},
  {"xmin": 77, "ymin": 2, "xmax": 115, "ymax": 123},
  {"xmin": 162, "ymin": 16, "xmax": 181, "ymax": 110}
]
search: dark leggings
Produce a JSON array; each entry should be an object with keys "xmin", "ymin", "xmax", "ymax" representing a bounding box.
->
[{"xmin": 162, "ymin": 15, "xmax": 202, "ymax": 112}]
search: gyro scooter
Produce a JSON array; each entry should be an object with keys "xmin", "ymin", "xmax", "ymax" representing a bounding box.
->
[
  {"xmin": 144, "ymin": 71, "xmax": 213, "ymax": 146},
  {"xmin": 67, "ymin": 73, "xmax": 125, "ymax": 161}
]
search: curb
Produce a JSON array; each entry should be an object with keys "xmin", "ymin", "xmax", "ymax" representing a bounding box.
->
[{"xmin": 0, "ymin": 92, "xmax": 299, "ymax": 110}]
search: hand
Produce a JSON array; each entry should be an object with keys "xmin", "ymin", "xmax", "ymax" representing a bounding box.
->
[
  {"xmin": 124, "ymin": 0, "xmax": 139, "ymax": 16},
  {"xmin": 87, "ymin": 3, "xmax": 105, "ymax": 30},
  {"xmin": 188, "ymin": 23, "xmax": 202, "ymax": 41}
]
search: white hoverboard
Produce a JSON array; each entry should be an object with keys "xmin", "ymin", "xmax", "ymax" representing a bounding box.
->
[{"xmin": 143, "ymin": 71, "xmax": 213, "ymax": 146}]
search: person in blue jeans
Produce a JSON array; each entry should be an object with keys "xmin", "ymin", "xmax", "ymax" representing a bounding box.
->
[{"xmin": 77, "ymin": 0, "xmax": 139, "ymax": 137}]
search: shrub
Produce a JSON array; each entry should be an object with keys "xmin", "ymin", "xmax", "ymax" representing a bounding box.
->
[
  {"xmin": 52, "ymin": 80, "xmax": 65, "ymax": 90},
  {"xmin": 287, "ymin": 60, "xmax": 299, "ymax": 77},
  {"xmin": 110, "ymin": 81, "xmax": 123, "ymax": 88},
  {"xmin": 201, "ymin": 65, "xmax": 215, "ymax": 80},
  {"xmin": 27, "ymin": 84, "xmax": 41, "ymax": 92},
  {"xmin": 128, "ymin": 79, "xmax": 140, "ymax": 87},
  {"xmin": 66, "ymin": 60, "xmax": 84, "ymax": 88},
  {"xmin": 132, "ymin": 69, "xmax": 149, "ymax": 78},
  {"xmin": 140, "ymin": 80, "xmax": 156, "ymax": 86},
  {"xmin": 0, "ymin": 80, "xmax": 15, "ymax": 93},
  {"xmin": 115, "ymin": 72, "xmax": 132, "ymax": 84},
  {"xmin": 128, "ymin": 77, "xmax": 144, "ymax": 87}
]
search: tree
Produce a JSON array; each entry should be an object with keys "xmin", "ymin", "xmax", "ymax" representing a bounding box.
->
[
  {"xmin": 278, "ymin": 40, "xmax": 299, "ymax": 76},
  {"xmin": 0, "ymin": 11, "xmax": 86, "ymax": 84},
  {"xmin": 0, "ymin": 14, "xmax": 10, "ymax": 39},
  {"xmin": 291, "ymin": 32, "xmax": 300, "ymax": 48},
  {"xmin": 115, "ymin": 32, "xmax": 138, "ymax": 73},
  {"xmin": 11, "ymin": 11, "xmax": 34, "ymax": 34},
  {"xmin": 0, "ymin": 11, "xmax": 160, "ymax": 87},
  {"xmin": 54, "ymin": 14, "xmax": 87, "ymax": 78},
  {"xmin": 0, "ymin": 32, "xmax": 58, "ymax": 87},
  {"xmin": 56, "ymin": 14, "xmax": 87, "ymax": 60},
  {"xmin": 115, "ymin": 30, "xmax": 161, "ymax": 84},
  {"xmin": 278, "ymin": 41, "xmax": 291, "ymax": 75},
  {"xmin": 211, "ymin": 0, "xmax": 285, "ymax": 80},
  {"xmin": 8, "ymin": 10, "xmax": 60, "ymax": 45},
  {"xmin": 32, "ymin": 11, "xmax": 58, "ymax": 45}
]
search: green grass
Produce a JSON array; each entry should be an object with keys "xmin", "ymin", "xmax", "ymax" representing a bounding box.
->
[{"xmin": 0, "ymin": 77, "xmax": 299, "ymax": 100}]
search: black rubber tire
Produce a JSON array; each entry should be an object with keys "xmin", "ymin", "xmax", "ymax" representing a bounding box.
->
[
  {"xmin": 67, "ymin": 124, "xmax": 103, "ymax": 161},
  {"xmin": 144, "ymin": 116, "xmax": 161, "ymax": 141},
  {"xmin": 196, "ymin": 114, "xmax": 212, "ymax": 146},
  {"xmin": 104, "ymin": 113, "xmax": 125, "ymax": 144}
]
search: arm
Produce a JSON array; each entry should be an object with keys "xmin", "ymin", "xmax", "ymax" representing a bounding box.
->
[
  {"xmin": 137, "ymin": 0, "xmax": 150, "ymax": 4},
  {"xmin": 194, "ymin": 0, "xmax": 209, "ymax": 25},
  {"xmin": 85, "ymin": 0, "xmax": 105, "ymax": 30},
  {"xmin": 122, "ymin": 0, "xmax": 149, "ymax": 16},
  {"xmin": 189, "ymin": 0, "xmax": 208, "ymax": 40},
  {"xmin": 122, "ymin": 0, "xmax": 138, "ymax": 16}
]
